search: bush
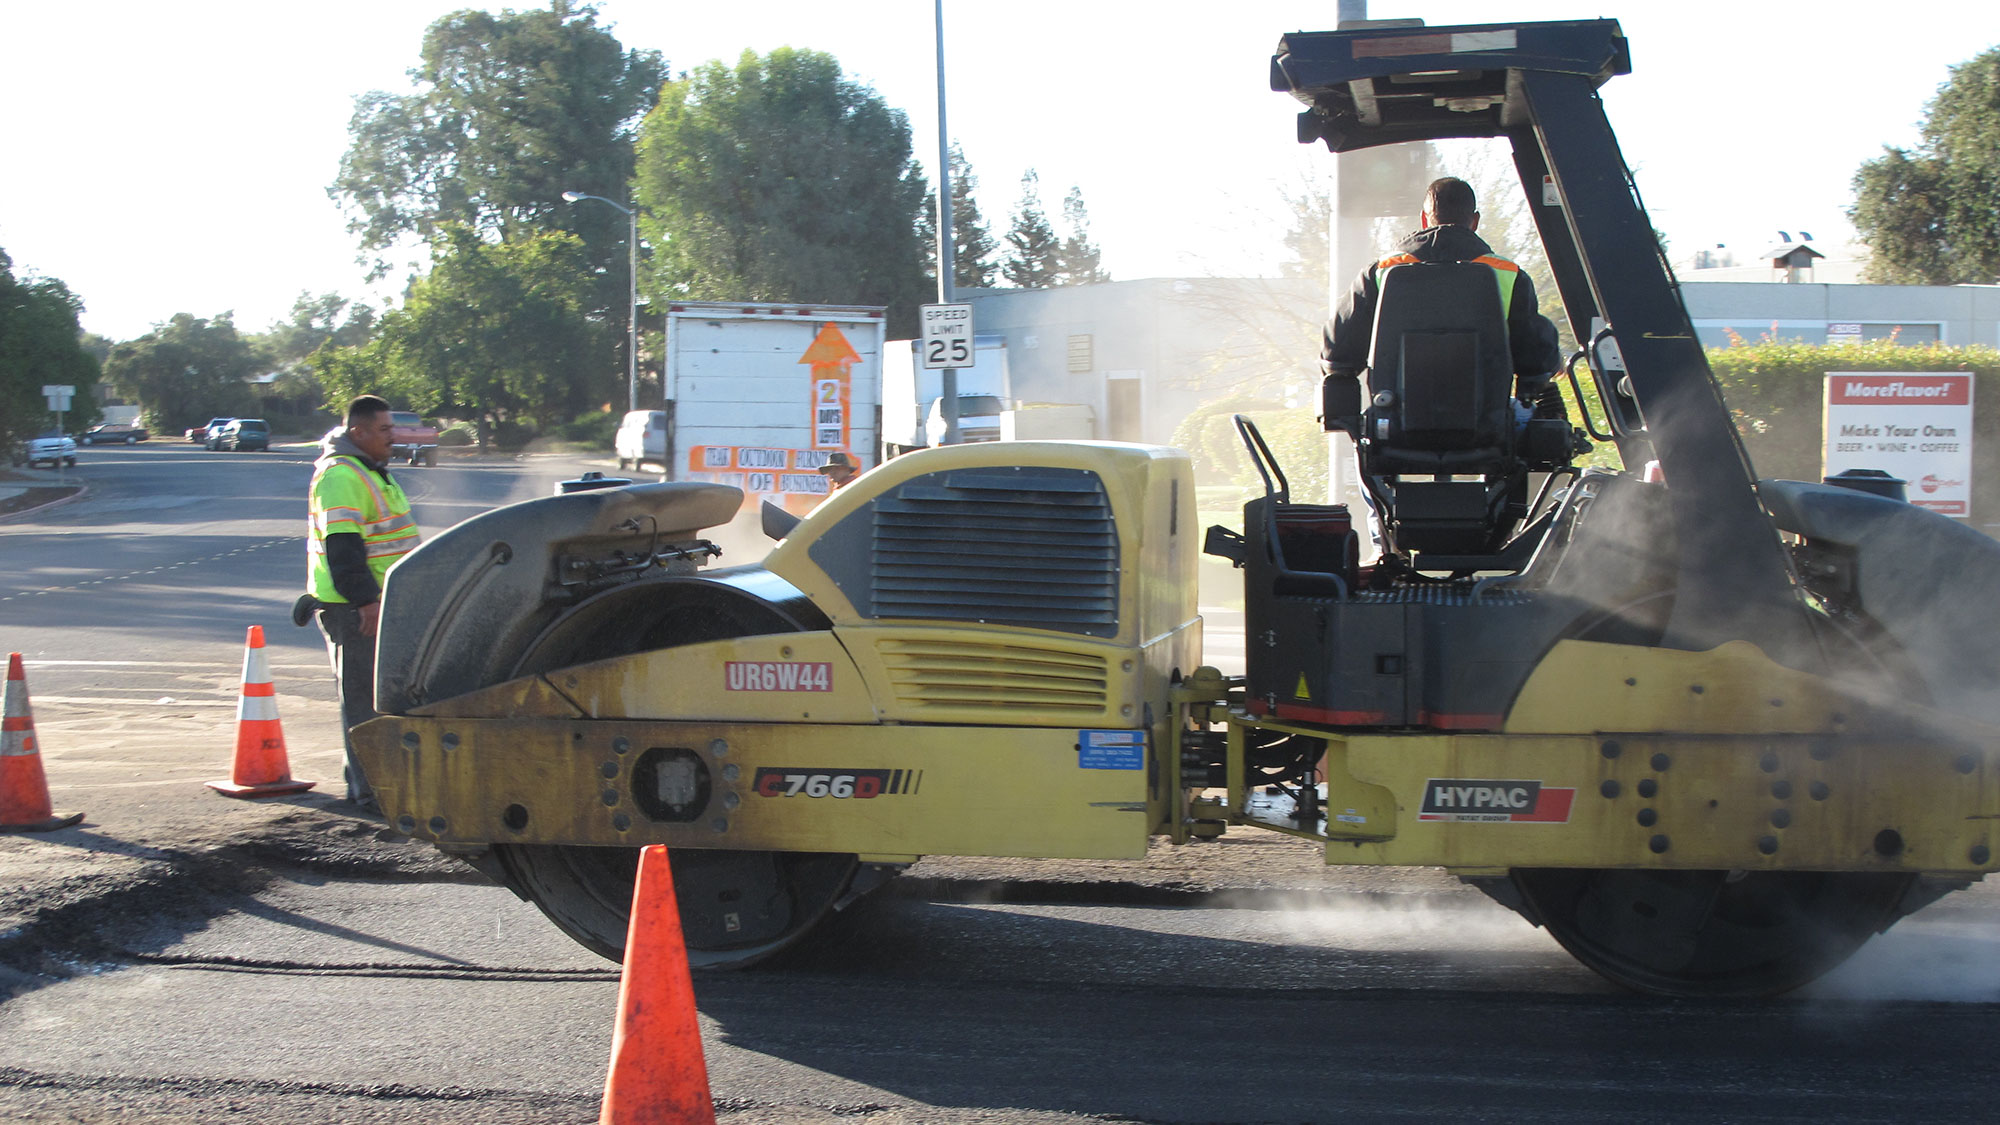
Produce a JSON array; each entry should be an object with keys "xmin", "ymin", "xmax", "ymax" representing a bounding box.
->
[
  {"xmin": 491, "ymin": 420, "xmax": 537, "ymax": 450},
  {"xmin": 1171, "ymin": 395, "xmax": 1326, "ymax": 503},
  {"xmin": 437, "ymin": 423, "xmax": 475, "ymax": 447},
  {"xmin": 553, "ymin": 409, "xmax": 618, "ymax": 447}
]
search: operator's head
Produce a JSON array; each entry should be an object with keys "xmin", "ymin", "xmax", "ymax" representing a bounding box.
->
[
  {"xmin": 345, "ymin": 394, "xmax": 394, "ymax": 464},
  {"xmin": 1421, "ymin": 177, "xmax": 1479, "ymax": 231}
]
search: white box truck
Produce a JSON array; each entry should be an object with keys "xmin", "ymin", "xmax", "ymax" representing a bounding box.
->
[
  {"xmin": 660, "ymin": 302, "xmax": 887, "ymax": 511},
  {"xmin": 881, "ymin": 334, "xmax": 1010, "ymax": 456}
]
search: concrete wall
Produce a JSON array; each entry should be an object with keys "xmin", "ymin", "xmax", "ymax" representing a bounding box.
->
[{"xmin": 962, "ymin": 277, "xmax": 1324, "ymax": 445}]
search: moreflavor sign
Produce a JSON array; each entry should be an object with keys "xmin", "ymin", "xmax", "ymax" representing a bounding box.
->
[{"xmin": 1822, "ymin": 372, "xmax": 1974, "ymax": 517}]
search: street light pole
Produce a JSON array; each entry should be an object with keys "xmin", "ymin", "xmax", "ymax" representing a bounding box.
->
[{"xmin": 562, "ymin": 191, "xmax": 639, "ymax": 414}]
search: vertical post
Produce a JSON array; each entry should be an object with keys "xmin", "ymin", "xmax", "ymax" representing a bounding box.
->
[
  {"xmin": 935, "ymin": 0, "xmax": 961, "ymax": 445},
  {"xmin": 1323, "ymin": 0, "xmax": 1369, "ymax": 509},
  {"xmin": 628, "ymin": 206, "xmax": 640, "ymax": 414}
]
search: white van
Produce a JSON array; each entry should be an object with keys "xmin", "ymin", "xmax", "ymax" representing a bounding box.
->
[{"xmin": 615, "ymin": 410, "xmax": 667, "ymax": 470}]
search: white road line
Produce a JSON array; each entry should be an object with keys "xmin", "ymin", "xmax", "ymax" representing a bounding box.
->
[
  {"xmin": 26, "ymin": 660, "xmax": 326, "ymax": 670},
  {"xmin": 33, "ymin": 695, "xmax": 239, "ymax": 708}
]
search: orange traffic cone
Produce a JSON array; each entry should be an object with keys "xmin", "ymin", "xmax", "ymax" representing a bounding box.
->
[
  {"xmin": 599, "ymin": 845, "xmax": 715, "ymax": 1125},
  {"xmin": 1, "ymin": 652, "xmax": 83, "ymax": 833},
  {"xmin": 206, "ymin": 626, "xmax": 315, "ymax": 798}
]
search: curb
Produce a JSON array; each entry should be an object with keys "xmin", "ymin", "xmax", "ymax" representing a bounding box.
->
[{"xmin": 0, "ymin": 483, "xmax": 88, "ymax": 523}]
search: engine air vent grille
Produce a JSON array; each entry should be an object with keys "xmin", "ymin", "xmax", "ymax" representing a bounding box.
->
[
  {"xmin": 846, "ymin": 466, "xmax": 1121, "ymax": 637},
  {"xmin": 877, "ymin": 638, "xmax": 1110, "ymax": 712}
]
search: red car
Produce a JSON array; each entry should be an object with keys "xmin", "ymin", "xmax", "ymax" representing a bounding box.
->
[{"xmin": 186, "ymin": 417, "xmax": 234, "ymax": 443}]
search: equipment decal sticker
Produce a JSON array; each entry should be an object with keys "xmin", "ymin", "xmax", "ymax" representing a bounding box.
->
[
  {"xmin": 1077, "ymin": 729, "xmax": 1145, "ymax": 770},
  {"xmin": 725, "ymin": 661, "xmax": 832, "ymax": 692},
  {"xmin": 752, "ymin": 767, "xmax": 919, "ymax": 799},
  {"xmin": 1418, "ymin": 778, "xmax": 1574, "ymax": 823}
]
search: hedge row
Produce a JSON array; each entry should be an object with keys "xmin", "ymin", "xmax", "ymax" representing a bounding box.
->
[{"xmin": 1708, "ymin": 338, "xmax": 2000, "ymax": 527}]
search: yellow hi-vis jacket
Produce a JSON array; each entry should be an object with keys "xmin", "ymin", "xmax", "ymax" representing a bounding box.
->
[{"xmin": 307, "ymin": 454, "xmax": 417, "ymax": 603}]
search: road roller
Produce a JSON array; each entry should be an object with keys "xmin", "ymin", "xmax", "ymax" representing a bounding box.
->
[{"xmin": 351, "ymin": 18, "xmax": 2000, "ymax": 996}]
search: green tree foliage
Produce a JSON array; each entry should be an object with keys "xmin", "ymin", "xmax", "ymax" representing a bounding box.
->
[
  {"xmin": 634, "ymin": 48, "xmax": 932, "ymax": 335},
  {"xmin": 0, "ymin": 250, "xmax": 101, "ymax": 447},
  {"xmin": 332, "ymin": 4, "xmax": 663, "ymax": 275},
  {"xmin": 1002, "ymin": 170, "xmax": 1062, "ymax": 289},
  {"xmin": 1852, "ymin": 47, "xmax": 2000, "ymax": 284},
  {"xmin": 103, "ymin": 314, "xmax": 261, "ymax": 434},
  {"xmin": 947, "ymin": 143, "xmax": 999, "ymax": 289},
  {"xmin": 1171, "ymin": 397, "xmax": 1328, "ymax": 504},
  {"xmin": 1058, "ymin": 186, "xmax": 1111, "ymax": 286},
  {"xmin": 253, "ymin": 293, "xmax": 376, "ymax": 416},
  {"xmin": 316, "ymin": 226, "xmax": 611, "ymax": 442}
]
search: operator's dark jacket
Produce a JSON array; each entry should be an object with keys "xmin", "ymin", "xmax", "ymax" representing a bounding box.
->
[{"xmin": 1322, "ymin": 224, "xmax": 1564, "ymax": 398}]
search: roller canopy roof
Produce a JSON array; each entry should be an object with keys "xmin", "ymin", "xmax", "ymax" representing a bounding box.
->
[{"xmin": 1272, "ymin": 20, "xmax": 1630, "ymax": 151}]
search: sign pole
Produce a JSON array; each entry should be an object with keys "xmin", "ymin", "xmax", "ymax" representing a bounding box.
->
[
  {"xmin": 42, "ymin": 384, "xmax": 74, "ymax": 483},
  {"xmin": 933, "ymin": 0, "xmax": 961, "ymax": 444}
]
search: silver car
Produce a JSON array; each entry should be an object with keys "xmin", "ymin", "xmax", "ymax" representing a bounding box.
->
[{"xmin": 13, "ymin": 430, "xmax": 77, "ymax": 468}]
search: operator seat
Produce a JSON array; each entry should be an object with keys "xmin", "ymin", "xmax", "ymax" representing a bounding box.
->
[{"xmin": 1356, "ymin": 260, "xmax": 1520, "ymax": 558}]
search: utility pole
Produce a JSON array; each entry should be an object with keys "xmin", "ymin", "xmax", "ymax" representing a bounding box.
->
[{"xmin": 934, "ymin": 0, "xmax": 962, "ymax": 444}]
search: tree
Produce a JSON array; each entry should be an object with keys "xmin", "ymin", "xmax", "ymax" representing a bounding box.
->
[
  {"xmin": 1278, "ymin": 177, "xmax": 1332, "ymax": 281},
  {"xmin": 1057, "ymin": 186, "xmax": 1111, "ymax": 286},
  {"xmin": 103, "ymin": 314, "xmax": 263, "ymax": 433},
  {"xmin": 0, "ymin": 249, "xmax": 101, "ymax": 447},
  {"xmin": 947, "ymin": 143, "xmax": 999, "ymax": 289},
  {"xmin": 331, "ymin": 5, "xmax": 663, "ymax": 274},
  {"xmin": 1852, "ymin": 46, "xmax": 2000, "ymax": 284},
  {"xmin": 315, "ymin": 226, "xmax": 610, "ymax": 443},
  {"xmin": 634, "ymin": 48, "xmax": 932, "ymax": 336},
  {"xmin": 1002, "ymin": 169, "xmax": 1062, "ymax": 289},
  {"xmin": 253, "ymin": 293, "xmax": 376, "ymax": 419},
  {"xmin": 332, "ymin": 6, "xmax": 660, "ymax": 412}
]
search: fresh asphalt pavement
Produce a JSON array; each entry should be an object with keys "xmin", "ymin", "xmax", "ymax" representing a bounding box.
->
[{"xmin": 6, "ymin": 443, "xmax": 2000, "ymax": 1123}]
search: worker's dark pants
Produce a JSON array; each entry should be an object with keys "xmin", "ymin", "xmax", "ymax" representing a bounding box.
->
[{"xmin": 316, "ymin": 604, "xmax": 376, "ymax": 806}]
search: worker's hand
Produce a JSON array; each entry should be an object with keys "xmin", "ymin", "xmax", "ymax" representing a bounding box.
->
[{"xmin": 359, "ymin": 601, "xmax": 382, "ymax": 637}]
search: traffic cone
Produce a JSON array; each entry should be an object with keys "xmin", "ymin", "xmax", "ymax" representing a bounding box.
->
[
  {"xmin": 599, "ymin": 845, "xmax": 715, "ymax": 1125},
  {"xmin": 1, "ymin": 653, "xmax": 83, "ymax": 833},
  {"xmin": 206, "ymin": 626, "xmax": 315, "ymax": 798}
]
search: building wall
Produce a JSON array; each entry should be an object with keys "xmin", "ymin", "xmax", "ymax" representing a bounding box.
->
[
  {"xmin": 1682, "ymin": 282, "xmax": 2000, "ymax": 349},
  {"xmin": 962, "ymin": 277, "xmax": 1325, "ymax": 445}
]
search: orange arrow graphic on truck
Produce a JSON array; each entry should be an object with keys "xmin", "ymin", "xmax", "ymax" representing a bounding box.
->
[{"xmin": 801, "ymin": 322, "xmax": 859, "ymax": 456}]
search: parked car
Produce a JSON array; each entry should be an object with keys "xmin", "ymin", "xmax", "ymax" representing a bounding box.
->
[
  {"xmin": 11, "ymin": 430, "xmax": 78, "ymax": 468},
  {"xmin": 388, "ymin": 411, "xmax": 439, "ymax": 466},
  {"xmin": 187, "ymin": 417, "xmax": 234, "ymax": 443},
  {"xmin": 82, "ymin": 422, "xmax": 148, "ymax": 445},
  {"xmin": 615, "ymin": 409, "xmax": 667, "ymax": 470},
  {"xmin": 209, "ymin": 418, "xmax": 270, "ymax": 452}
]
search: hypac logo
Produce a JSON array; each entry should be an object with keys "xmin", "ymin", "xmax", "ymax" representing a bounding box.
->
[
  {"xmin": 1418, "ymin": 778, "xmax": 1575, "ymax": 823},
  {"xmin": 1919, "ymin": 474, "xmax": 1964, "ymax": 494}
]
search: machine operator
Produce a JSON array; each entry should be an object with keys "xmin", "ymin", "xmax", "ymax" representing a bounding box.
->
[{"xmin": 1321, "ymin": 176, "xmax": 1564, "ymax": 425}]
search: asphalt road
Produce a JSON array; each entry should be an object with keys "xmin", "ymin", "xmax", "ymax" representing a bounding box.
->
[{"xmin": 6, "ymin": 442, "xmax": 2000, "ymax": 1123}]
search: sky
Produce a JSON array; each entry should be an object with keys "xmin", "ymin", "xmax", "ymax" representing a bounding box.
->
[{"xmin": 3, "ymin": 1, "xmax": 1996, "ymax": 343}]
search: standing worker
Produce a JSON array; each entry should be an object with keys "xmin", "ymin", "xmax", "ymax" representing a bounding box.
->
[
  {"xmin": 1321, "ymin": 176, "xmax": 1564, "ymax": 425},
  {"xmin": 305, "ymin": 395, "xmax": 419, "ymax": 811}
]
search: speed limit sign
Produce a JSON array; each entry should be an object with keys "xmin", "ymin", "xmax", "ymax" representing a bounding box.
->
[{"xmin": 919, "ymin": 303, "xmax": 973, "ymax": 370}]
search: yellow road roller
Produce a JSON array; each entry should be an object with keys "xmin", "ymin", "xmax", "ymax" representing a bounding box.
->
[{"xmin": 353, "ymin": 18, "xmax": 2000, "ymax": 996}]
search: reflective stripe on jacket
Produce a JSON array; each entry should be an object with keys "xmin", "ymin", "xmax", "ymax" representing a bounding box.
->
[
  {"xmin": 1372, "ymin": 251, "xmax": 1521, "ymax": 316},
  {"xmin": 307, "ymin": 455, "xmax": 417, "ymax": 603}
]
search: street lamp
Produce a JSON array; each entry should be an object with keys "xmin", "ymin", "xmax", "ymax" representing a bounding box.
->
[{"xmin": 562, "ymin": 190, "xmax": 638, "ymax": 414}]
